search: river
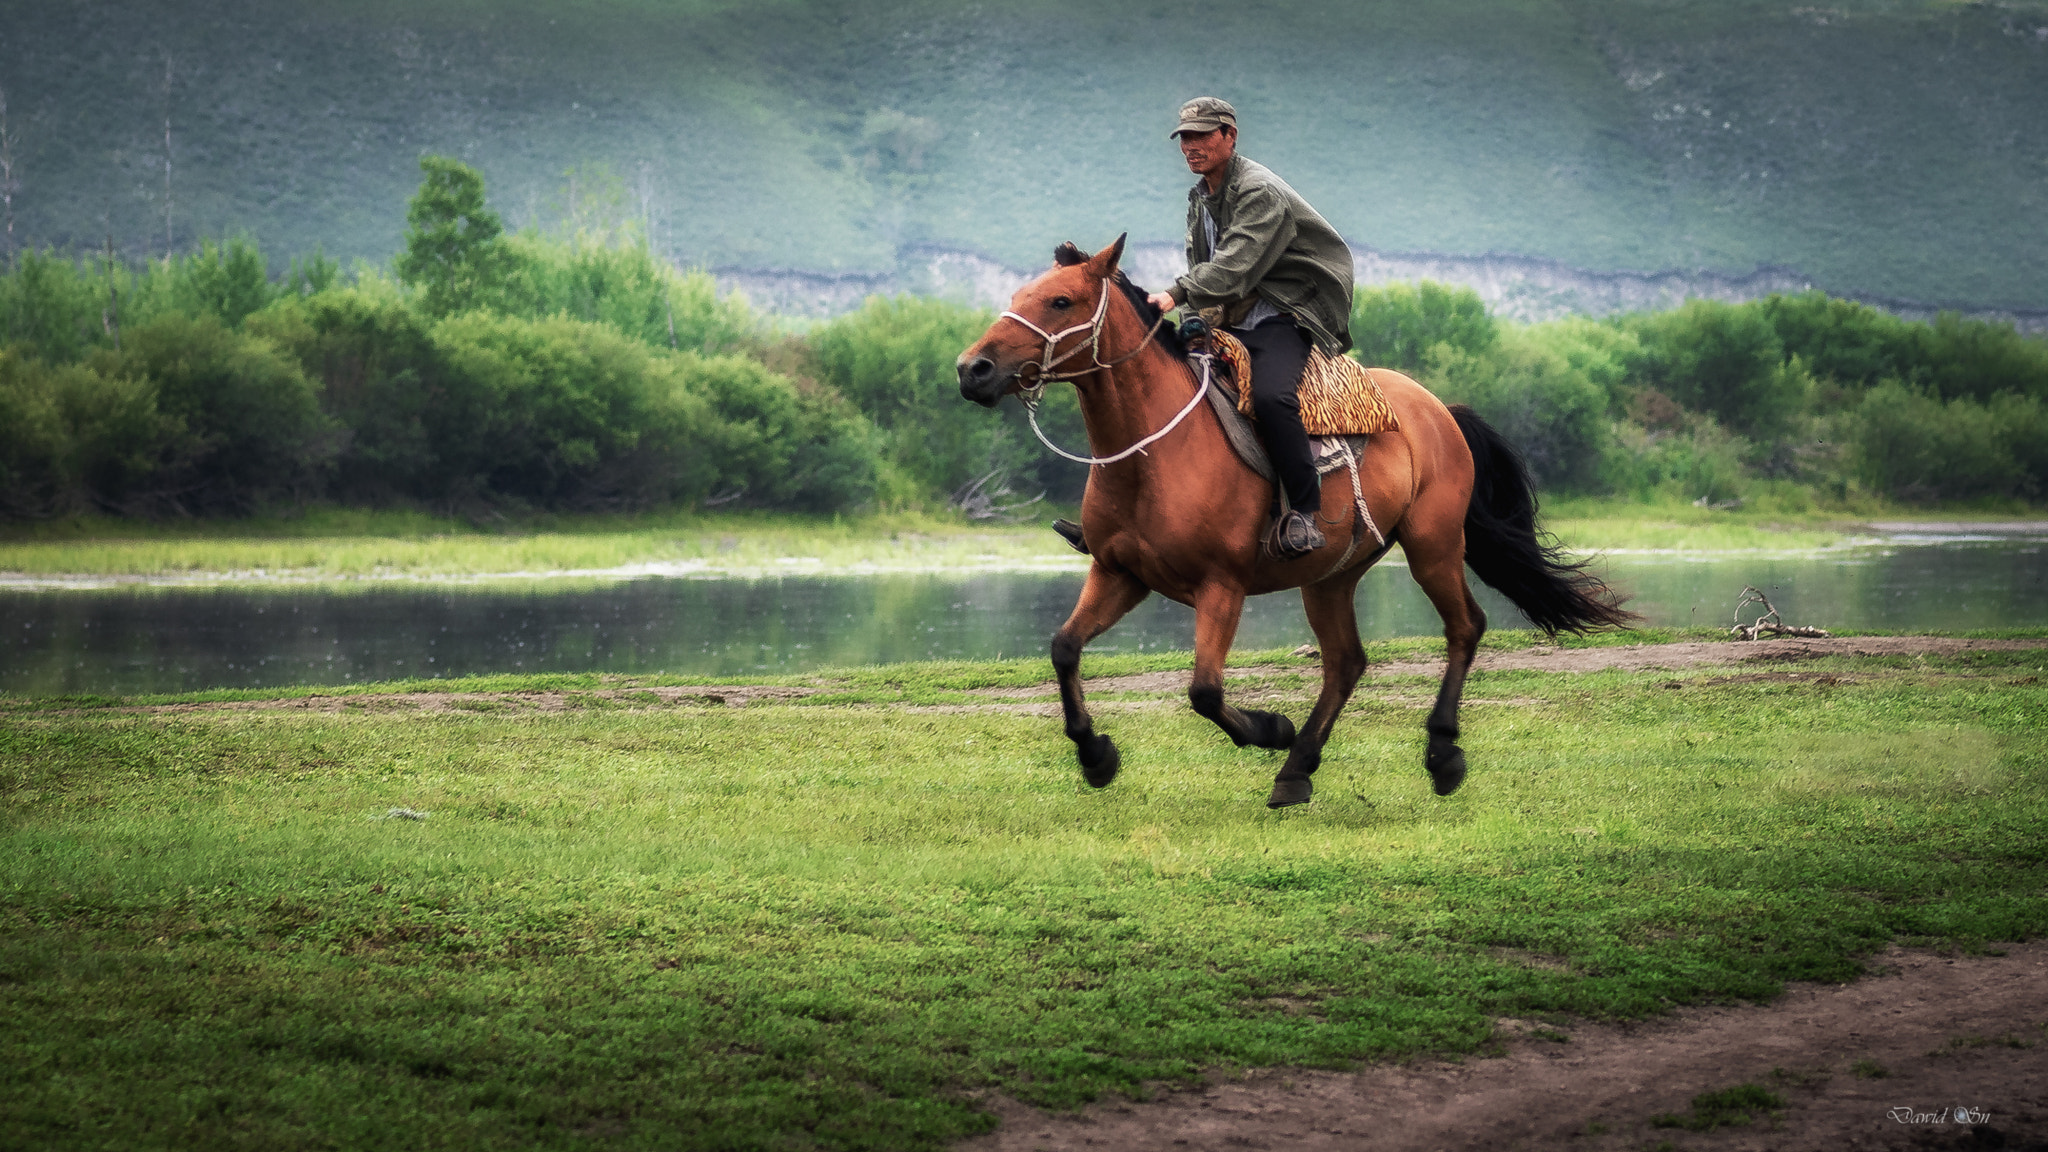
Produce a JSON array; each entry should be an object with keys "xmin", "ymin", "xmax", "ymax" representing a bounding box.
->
[{"xmin": 1, "ymin": 531, "xmax": 2041, "ymax": 696}]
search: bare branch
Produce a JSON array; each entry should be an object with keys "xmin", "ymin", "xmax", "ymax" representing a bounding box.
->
[{"xmin": 1730, "ymin": 585, "xmax": 1829, "ymax": 640}]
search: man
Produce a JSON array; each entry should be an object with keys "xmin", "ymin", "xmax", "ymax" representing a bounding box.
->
[{"xmin": 1147, "ymin": 96, "xmax": 1356, "ymax": 559}]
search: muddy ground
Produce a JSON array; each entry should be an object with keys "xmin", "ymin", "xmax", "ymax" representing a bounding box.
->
[{"xmin": 960, "ymin": 942, "xmax": 2047, "ymax": 1152}]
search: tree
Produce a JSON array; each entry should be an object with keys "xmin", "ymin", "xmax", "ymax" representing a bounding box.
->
[
  {"xmin": 0, "ymin": 85, "xmax": 20, "ymax": 268},
  {"xmin": 396, "ymin": 156, "xmax": 509, "ymax": 316}
]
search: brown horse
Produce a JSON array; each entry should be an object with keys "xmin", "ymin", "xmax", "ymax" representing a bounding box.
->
[{"xmin": 957, "ymin": 236, "xmax": 1629, "ymax": 808}]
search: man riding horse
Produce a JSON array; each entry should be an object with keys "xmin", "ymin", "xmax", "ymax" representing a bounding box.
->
[{"xmin": 1053, "ymin": 96, "xmax": 1355, "ymax": 560}]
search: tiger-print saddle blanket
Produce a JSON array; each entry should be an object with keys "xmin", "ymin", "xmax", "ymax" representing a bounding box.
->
[{"xmin": 1206, "ymin": 328, "xmax": 1399, "ymax": 436}]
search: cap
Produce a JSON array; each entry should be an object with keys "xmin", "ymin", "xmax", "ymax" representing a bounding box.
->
[{"xmin": 1170, "ymin": 97, "xmax": 1237, "ymax": 138}]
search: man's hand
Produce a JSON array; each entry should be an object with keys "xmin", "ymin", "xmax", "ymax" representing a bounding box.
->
[{"xmin": 1146, "ymin": 291, "xmax": 1178, "ymax": 314}]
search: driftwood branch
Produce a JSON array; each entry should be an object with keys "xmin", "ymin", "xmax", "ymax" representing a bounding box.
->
[
  {"xmin": 950, "ymin": 468, "xmax": 1044, "ymax": 522},
  {"xmin": 1730, "ymin": 585, "xmax": 1830, "ymax": 641}
]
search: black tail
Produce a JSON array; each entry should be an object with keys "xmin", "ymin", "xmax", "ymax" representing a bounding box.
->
[{"xmin": 1451, "ymin": 405, "xmax": 1634, "ymax": 636}]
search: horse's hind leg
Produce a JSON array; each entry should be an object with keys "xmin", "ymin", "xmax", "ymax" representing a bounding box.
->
[
  {"xmin": 1266, "ymin": 574, "xmax": 1369, "ymax": 808},
  {"xmin": 1188, "ymin": 583, "xmax": 1296, "ymax": 754},
  {"xmin": 1052, "ymin": 564, "xmax": 1151, "ymax": 787},
  {"xmin": 1403, "ymin": 525, "xmax": 1488, "ymax": 796}
]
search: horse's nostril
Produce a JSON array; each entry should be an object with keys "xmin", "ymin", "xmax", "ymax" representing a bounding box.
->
[{"xmin": 968, "ymin": 357, "xmax": 996, "ymax": 382}]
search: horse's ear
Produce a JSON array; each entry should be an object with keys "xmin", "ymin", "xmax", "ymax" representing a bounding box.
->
[
  {"xmin": 1052, "ymin": 241, "xmax": 1088, "ymax": 267},
  {"xmin": 1086, "ymin": 233, "xmax": 1128, "ymax": 278}
]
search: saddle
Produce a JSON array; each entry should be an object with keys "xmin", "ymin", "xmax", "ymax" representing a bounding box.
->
[
  {"xmin": 1206, "ymin": 328, "xmax": 1399, "ymax": 436},
  {"xmin": 1183, "ymin": 325, "xmax": 1396, "ymax": 564}
]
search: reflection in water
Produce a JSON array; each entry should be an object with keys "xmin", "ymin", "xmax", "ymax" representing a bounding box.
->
[{"xmin": 2, "ymin": 541, "xmax": 2042, "ymax": 695}]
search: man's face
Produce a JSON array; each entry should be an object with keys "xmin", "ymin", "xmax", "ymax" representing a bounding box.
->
[{"xmin": 1177, "ymin": 127, "xmax": 1236, "ymax": 181}]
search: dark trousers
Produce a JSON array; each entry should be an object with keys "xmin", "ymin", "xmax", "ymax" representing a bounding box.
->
[{"xmin": 1238, "ymin": 317, "xmax": 1319, "ymax": 514}]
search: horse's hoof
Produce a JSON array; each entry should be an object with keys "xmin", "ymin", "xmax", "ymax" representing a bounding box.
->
[
  {"xmin": 1254, "ymin": 710, "xmax": 1297, "ymax": 750},
  {"xmin": 1426, "ymin": 741, "xmax": 1467, "ymax": 796},
  {"xmin": 1079, "ymin": 734, "xmax": 1121, "ymax": 788},
  {"xmin": 1267, "ymin": 774, "xmax": 1313, "ymax": 808}
]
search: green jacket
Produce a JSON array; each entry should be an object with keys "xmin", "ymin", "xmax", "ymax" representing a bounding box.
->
[{"xmin": 1172, "ymin": 154, "xmax": 1355, "ymax": 355}]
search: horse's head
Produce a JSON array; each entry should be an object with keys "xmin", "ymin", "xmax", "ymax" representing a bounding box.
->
[{"xmin": 957, "ymin": 234, "xmax": 1128, "ymax": 407}]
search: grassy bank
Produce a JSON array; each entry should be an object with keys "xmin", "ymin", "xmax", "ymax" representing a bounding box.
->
[
  {"xmin": 3, "ymin": 500, "xmax": 2027, "ymax": 582},
  {"xmin": 3, "ymin": 638, "xmax": 2043, "ymax": 1149},
  {"xmin": 0, "ymin": 509, "xmax": 1081, "ymax": 582}
]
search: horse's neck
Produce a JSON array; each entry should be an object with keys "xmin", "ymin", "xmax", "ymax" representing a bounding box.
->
[{"xmin": 1075, "ymin": 341, "xmax": 1245, "ymax": 495}]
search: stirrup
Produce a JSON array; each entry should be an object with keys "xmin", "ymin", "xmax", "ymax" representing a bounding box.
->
[
  {"xmin": 1051, "ymin": 518, "xmax": 1089, "ymax": 555},
  {"xmin": 1262, "ymin": 509, "xmax": 1326, "ymax": 561}
]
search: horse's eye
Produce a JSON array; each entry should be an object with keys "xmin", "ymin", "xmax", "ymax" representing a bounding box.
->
[{"xmin": 1051, "ymin": 296, "xmax": 1073, "ymax": 309}]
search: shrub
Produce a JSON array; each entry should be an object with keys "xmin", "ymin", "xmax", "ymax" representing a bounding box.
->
[
  {"xmin": 1760, "ymin": 292, "xmax": 2048, "ymax": 404},
  {"xmin": 0, "ymin": 350, "xmax": 175, "ymax": 517},
  {"xmin": 498, "ymin": 235, "xmax": 756, "ymax": 355},
  {"xmin": 165, "ymin": 236, "xmax": 277, "ymax": 328},
  {"xmin": 1426, "ymin": 327, "xmax": 1611, "ymax": 492},
  {"xmin": 682, "ymin": 355, "xmax": 882, "ymax": 512},
  {"xmin": 1624, "ymin": 299, "xmax": 1799, "ymax": 436},
  {"xmin": 0, "ymin": 250, "xmax": 105, "ymax": 363},
  {"xmin": 1847, "ymin": 381, "xmax": 2033, "ymax": 502},
  {"xmin": 1350, "ymin": 281, "xmax": 1497, "ymax": 375},
  {"xmin": 1600, "ymin": 416, "xmax": 1753, "ymax": 506},
  {"xmin": 807, "ymin": 294, "xmax": 1045, "ymax": 503},
  {"xmin": 247, "ymin": 285, "xmax": 445, "ymax": 502},
  {"xmin": 88, "ymin": 313, "xmax": 335, "ymax": 514}
]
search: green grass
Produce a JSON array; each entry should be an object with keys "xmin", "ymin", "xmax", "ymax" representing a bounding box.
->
[
  {"xmin": 1649, "ymin": 1083, "xmax": 1786, "ymax": 1131},
  {"xmin": 3, "ymin": 637, "xmax": 2044, "ymax": 1149},
  {"xmin": 9, "ymin": 498, "xmax": 2035, "ymax": 581},
  {"xmin": 0, "ymin": 509, "xmax": 1084, "ymax": 581}
]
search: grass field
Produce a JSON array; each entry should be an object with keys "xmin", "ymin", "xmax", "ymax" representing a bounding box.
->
[
  {"xmin": 0, "ymin": 500, "xmax": 1997, "ymax": 582},
  {"xmin": 3, "ymin": 634, "xmax": 2043, "ymax": 1149}
]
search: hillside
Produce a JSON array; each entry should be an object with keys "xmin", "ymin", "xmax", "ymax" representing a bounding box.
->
[{"xmin": 2, "ymin": 0, "xmax": 2045, "ymax": 309}]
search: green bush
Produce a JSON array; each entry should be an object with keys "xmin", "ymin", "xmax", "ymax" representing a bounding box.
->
[
  {"xmin": 247, "ymin": 284, "xmax": 445, "ymax": 502},
  {"xmin": 0, "ymin": 351, "xmax": 174, "ymax": 517},
  {"xmin": 88, "ymin": 313, "xmax": 335, "ymax": 514},
  {"xmin": 808, "ymin": 294, "xmax": 1058, "ymax": 505},
  {"xmin": 1760, "ymin": 292, "xmax": 2048, "ymax": 403},
  {"xmin": 1847, "ymin": 381, "xmax": 2039, "ymax": 502},
  {"xmin": 1623, "ymin": 299, "xmax": 1801, "ymax": 436},
  {"xmin": 681, "ymin": 352, "xmax": 882, "ymax": 512},
  {"xmin": 164, "ymin": 237, "xmax": 278, "ymax": 328},
  {"xmin": 1914, "ymin": 312, "xmax": 2048, "ymax": 403},
  {"xmin": 0, "ymin": 251, "xmax": 105, "ymax": 363},
  {"xmin": 1425, "ymin": 326, "xmax": 1611, "ymax": 492},
  {"xmin": 499, "ymin": 234, "xmax": 757, "ymax": 355},
  {"xmin": 1350, "ymin": 281, "xmax": 1497, "ymax": 375},
  {"xmin": 425, "ymin": 311, "xmax": 695, "ymax": 509},
  {"xmin": 1600, "ymin": 417, "xmax": 1753, "ymax": 506}
]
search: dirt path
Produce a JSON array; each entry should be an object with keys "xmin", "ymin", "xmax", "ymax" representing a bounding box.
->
[{"xmin": 961, "ymin": 942, "xmax": 2048, "ymax": 1152}]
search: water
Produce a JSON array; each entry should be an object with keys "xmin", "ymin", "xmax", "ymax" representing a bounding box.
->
[{"xmin": 1, "ymin": 538, "xmax": 2041, "ymax": 696}]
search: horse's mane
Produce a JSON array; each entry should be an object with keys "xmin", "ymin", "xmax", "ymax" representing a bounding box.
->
[{"xmin": 1052, "ymin": 241, "xmax": 1186, "ymax": 359}]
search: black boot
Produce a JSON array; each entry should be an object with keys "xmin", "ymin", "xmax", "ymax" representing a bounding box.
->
[
  {"xmin": 1263, "ymin": 509, "xmax": 1325, "ymax": 560},
  {"xmin": 1051, "ymin": 518, "xmax": 1089, "ymax": 555}
]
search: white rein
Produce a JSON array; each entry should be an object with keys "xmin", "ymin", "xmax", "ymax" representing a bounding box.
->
[{"xmin": 999, "ymin": 280, "xmax": 1207, "ymax": 468}]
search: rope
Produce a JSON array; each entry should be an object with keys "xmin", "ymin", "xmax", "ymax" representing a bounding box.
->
[
  {"xmin": 1025, "ymin": 355, "xmax": 1213, "ymax": 467},
  {"xmin": 1312, "ymin": 437, "xmax": 1385, "ymax": 583}
]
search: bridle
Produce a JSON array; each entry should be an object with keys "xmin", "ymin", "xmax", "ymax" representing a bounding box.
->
[{"xmin": 997, "ymin": 277, "xmax": 1211, "ymax": 468}]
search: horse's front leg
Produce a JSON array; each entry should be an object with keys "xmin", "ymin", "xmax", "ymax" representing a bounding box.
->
[
  {"xmin": 1188, "ymin": 583, "xmax": 1297, "ymax": 756},
  {"xmin": 1052, "ymin": 563, "xmax": 1151, "ymax": 787}
]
